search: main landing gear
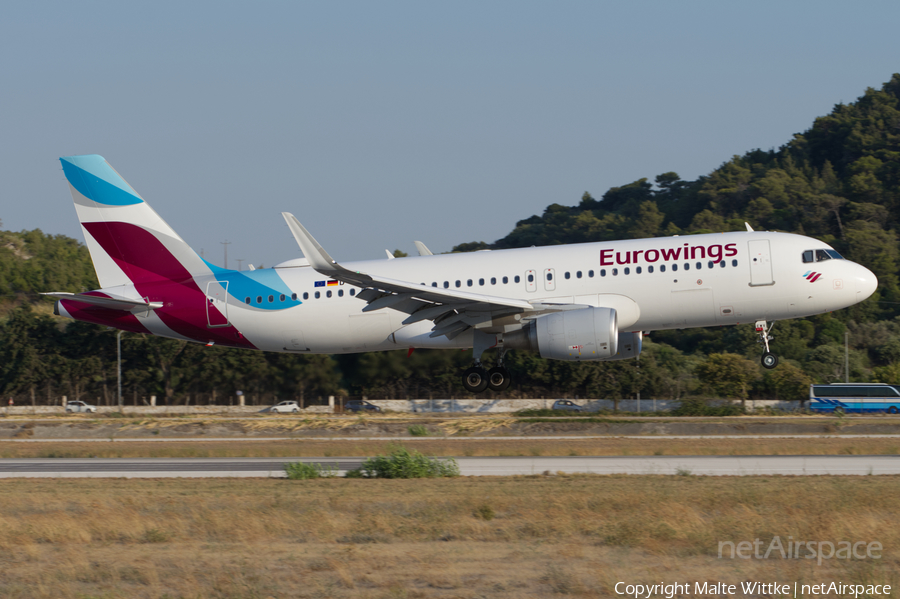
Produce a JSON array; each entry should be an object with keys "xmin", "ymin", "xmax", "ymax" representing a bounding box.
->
[
  {"xmin": 756, "ymin": 320, "xmax": 779, "ymax": 369},
  {"xmin": 461, "ymin": 331, "xmax": 512, "ymax": 394}
]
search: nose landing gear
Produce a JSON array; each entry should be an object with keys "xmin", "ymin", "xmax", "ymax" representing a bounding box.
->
[{"xmin": 756, "ymin": 320, "xmax": 779, "ymax": 369}]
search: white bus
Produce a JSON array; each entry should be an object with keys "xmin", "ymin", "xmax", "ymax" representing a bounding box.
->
[{"xmin": 808, "ymin": 384, "xmax": 900, "ymax": 414}]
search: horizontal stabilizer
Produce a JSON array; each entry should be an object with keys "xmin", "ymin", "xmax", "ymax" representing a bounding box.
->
[{"xmin": 43, "ymin": 292, "xmax": 163, "ymax": 313}]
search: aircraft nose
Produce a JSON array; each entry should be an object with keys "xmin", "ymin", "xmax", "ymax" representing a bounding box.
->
[{"xmin": 855, "ymin": 264, "xmax": 878, "ymax": 300}]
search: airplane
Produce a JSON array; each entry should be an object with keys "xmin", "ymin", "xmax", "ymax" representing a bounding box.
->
[{"xmin": 46, "ymin": 155, "xmax": 879, "ymax": 393}]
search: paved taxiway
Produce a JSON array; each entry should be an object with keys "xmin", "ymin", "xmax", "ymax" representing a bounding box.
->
[{"xmin": 1, "ymin": 455, "xmax": 899, "ymax": 477}]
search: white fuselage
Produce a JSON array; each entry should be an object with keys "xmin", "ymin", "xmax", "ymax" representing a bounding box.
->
[{"xmin": 192, "ymin": 230, "xmax": 876, "ymax": 354}]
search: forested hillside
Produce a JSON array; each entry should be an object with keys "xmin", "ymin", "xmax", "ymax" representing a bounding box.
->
[{"xmin": 2, "ymin": 75, "xmax": 899, "ymax": 405}]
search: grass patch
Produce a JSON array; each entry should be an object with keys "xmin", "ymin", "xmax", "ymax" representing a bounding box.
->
[
  {"xmin": 669, "ymin": 398, "xmax": 744, "ymax": 416},
  {"xmin": 284, "ymin": 461, "xmax": 337, "ymax": 479},
  {"xmin": 0, "ymin": 476, "xmax": 897, "ymax": 597}
]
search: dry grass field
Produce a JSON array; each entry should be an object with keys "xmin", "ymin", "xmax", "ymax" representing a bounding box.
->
[
  {"xmin": 0, "ymin": 476, "xmax": 897, "ymax": 598},
  {"xmin": 1, "ymin": 436, "xmax": 899, "ymax": 459}
]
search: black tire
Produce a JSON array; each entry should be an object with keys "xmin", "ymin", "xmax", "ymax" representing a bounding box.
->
[
  {"xmin": 487, "ymin": 367, "xmax": 512, "ymax": 392},
  {"xmin": 888, "ymin": 406, "xmax": 899, "ymax": 415},
  {"xmin": 761, "ymin": 352, "xmax": 778, "ymax": 369},
  {"xmin": 462, "ymin": 366, "xmax": 489, "ymax": 393}
]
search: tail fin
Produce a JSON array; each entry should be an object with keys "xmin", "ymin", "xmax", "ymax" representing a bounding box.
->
[{"xmin": 60, "ymin": 155, "xmax": 204, "ymax": 288}]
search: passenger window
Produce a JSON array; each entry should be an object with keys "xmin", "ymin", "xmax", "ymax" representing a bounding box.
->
[
  {"xmin": 432, "ymin": 282, "xmax": 437, "ymax": 287},
  {"xmin": 527, "ymin": 274, "xmax": 534, "ymax": 283},
  {"xmin": 280, "ymin": 294, "xmax": 286, "ymax": 302},
  {"xmin": 515, "ymin": 275, "xmax": 521, "ymax": 283},
  {"xmin": 600, "ymin": 269, "xmax": 606, "ymax": 277},
  {"xmin": 303, "ymin": 292, "xmax": 309, "ymax": 300},
  {"xmin": 455, "ymin": 280, "xmax": 461, "ymax": 288},
  {"xmin": 576, "ymin": 271, "xmax": 582, "ymax": 279},
  {"xmin": 624, "ymin": 267, "xmax": 630, "ymax": 275},
  {"xmin": 491, "ymin": 277, "xmax": 497, "ymax": 285},
  {"xmin": 443, "ymin": 281, "xmax": 449, "ymax": 288},
  {"xmin": 268, "ymin": 295, "xmax": 274, "ymax": 302},
  {"xmin": 291, "ymin": 293, "xmax": 297, "ymax": 300},
  {"xmin": 546, "ymin": 272, "xmax": 553, "ymax": 281},
  {"xmin": 565, "ymin": 272, "xmax": 570, "ymax": 280},
  {"xmin": 503, "ymin": 276, "xmax": 509, "ymax": 284},
  {"xmin": 315, "ymin": 291, "xmax": 320, "ymax": 299},
  {"xmin": 672, "ymin": 264, "xmax": 678, "ymax": 272},
  {"xmin": 802, "ymin": 250, "xmax": 814, "ymax": 263},
  {"xmin": 660, "ymin": 265, "xmax": 666, "ymax": 273},
  {"xmin": 588, "ymin": 270, "xmax": 594, "ymax": 277},
  {"xmin": 244, "ymin": 297, "xmax": 250, "ymax": 304},
  {"xmin": 696, "ymin": 262, "xmax": 701, "ymax": 269},
  {"xmin": 729, "ymin": 260, "xmax": 735, "ymax": 267},
  {"xmin": 722, "ymin": 260, "xmax": 727, "ymax": 268},
  {"xmin": 479, "ymin": 278, "xmax": 484, "ymax": 285},
  {"xmin": 338, "ymin": 289, "xmax": 344, "ymax": 297},
  {"xmin": 684, "ymin": 263, "xmax": 690, "ymax": 271},
  {"xmin": 648, "ymin": 265, "xmax": 654, "ymax": 273},
  {"xmin": 350, "ymin": 289, "xmax": 356, "ymax": 296},
  {"xmin": 326, "ymin": 290, "xmax": 332, "ymax": 298},
  {"xmin": 612, "ymin": 268, "xmax": 618, "ymax": 276},
  {"xmin": 636, "ymin": 266, "xmax": 642, "ymax": 274},
  {"xmin": 708, "ymin": 261, "xmax": 714, "ymax": 269},
  {"xmin": 467, "ymin": 279, "xmax": 473, "ymax": 287},
  {"xmin": 256, "ymin": 296, "xmax": 262, "ymax": 304}
]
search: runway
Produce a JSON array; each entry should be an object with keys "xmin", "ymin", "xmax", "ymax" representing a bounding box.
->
[{"xmin": 2, "ymin": 455, "xmax": 899, "ymax": 477}]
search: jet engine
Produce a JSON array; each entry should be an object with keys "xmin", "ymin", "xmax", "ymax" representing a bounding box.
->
[
  {"xmin": 603, "ymin": 331, "xmax": 642, "ymax": 361},
  {"xmin": 505, "ymin": 307, "xmax": 618, "ymax": 361}
]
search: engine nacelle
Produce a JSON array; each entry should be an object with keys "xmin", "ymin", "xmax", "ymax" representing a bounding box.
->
[
  {"xmin": 505, "ymin": 307, "xmax": 618, "ymax": 361},
  {"xmin": 603, "ymin": 331, "xmax": 642, "ymax": 361}
]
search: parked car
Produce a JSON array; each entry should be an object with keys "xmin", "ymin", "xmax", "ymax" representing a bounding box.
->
[
  {"xmin": 344, "ymin": 400, "xmax": 382, "ymax": 413},
  {"xmin": 268, "ymin": 400, "xmax": 301, "ymax": 414},
  {"xmin": 65, "ymin": 400, "xmax": 97, "ymax": 413},
  {"xmin": 552, "ymin": 400, "xmax": 584, "ymax": 412}
]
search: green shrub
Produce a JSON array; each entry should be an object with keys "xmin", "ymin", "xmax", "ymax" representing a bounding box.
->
[
  {"xmin": 351, "ymin": 447, "xmax": 460, "ymax": 479},
  {"xmin": 407, "ymin": 424, "xmax": 430, "ymax": 437},
  {"xmin": 284, "ymin": 461, "xmax": 336, "ymax": 480}
]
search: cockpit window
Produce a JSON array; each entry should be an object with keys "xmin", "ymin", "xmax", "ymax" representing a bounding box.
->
[{"xmin": 806, "ymin": 249, "xmax": 844, "ymax": 262}]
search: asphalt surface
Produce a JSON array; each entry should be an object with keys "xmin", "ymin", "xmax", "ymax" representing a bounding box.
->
[{"xmin": 2, "ymin": 455, "xmax": 900, "ymax": 477}]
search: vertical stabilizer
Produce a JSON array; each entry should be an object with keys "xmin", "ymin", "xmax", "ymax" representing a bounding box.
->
[{"xmin": 60, "ymin": 155, "xmax": 204, "ymax": 288}]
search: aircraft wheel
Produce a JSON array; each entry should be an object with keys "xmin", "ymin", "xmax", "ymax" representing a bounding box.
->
[
  {"xmin": 462, "ymin": 366, "xmax": 489, "ymax": 394},
  {"xmin": 761, "ymin": 352, "xmax": 778, "ymax": 369},
  {"xmin": 487, "ymin": 367, "xmax": 512, "ymax": 392}
]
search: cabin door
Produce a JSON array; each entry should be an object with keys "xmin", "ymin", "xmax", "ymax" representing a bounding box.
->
[
  {"xmin": 206, "ymin": 281, "xmax": 229, "ymax": 327},
  {"xmin": 748, "ymin": 240, "xmax": 774, "ymax": 286}
]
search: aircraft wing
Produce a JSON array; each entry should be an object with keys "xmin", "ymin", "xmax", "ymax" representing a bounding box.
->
[{"xmin": 282, "ymin": 213, "xmax": 583, "ymax": 339}]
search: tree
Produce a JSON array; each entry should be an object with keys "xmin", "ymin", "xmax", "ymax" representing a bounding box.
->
[{"xmin": 695, "ymin": 353, "xmax": 760, "ymax": 407}]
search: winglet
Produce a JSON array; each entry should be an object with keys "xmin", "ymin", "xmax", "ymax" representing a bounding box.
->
[
  {"xmin": 282, "ymin": 212, "xmax": 338, "ymax": 272},
  {"xmin": 414, "ymin": 241, "xmax": 433, "ymax": 256}
]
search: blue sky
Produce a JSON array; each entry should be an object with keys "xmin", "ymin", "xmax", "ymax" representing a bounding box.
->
[{"xmin": 1, "ymin": 1, "xmax": 898, "ymax": 269}]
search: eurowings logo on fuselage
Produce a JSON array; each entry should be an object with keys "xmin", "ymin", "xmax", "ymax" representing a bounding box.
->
[
  {"xmin": 600, "ymin": 243, "xmax": 738, "ymax": 266},
  {"xmin": 803, "ymin": 271, "xmax": 823, "ymax": 282}
]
